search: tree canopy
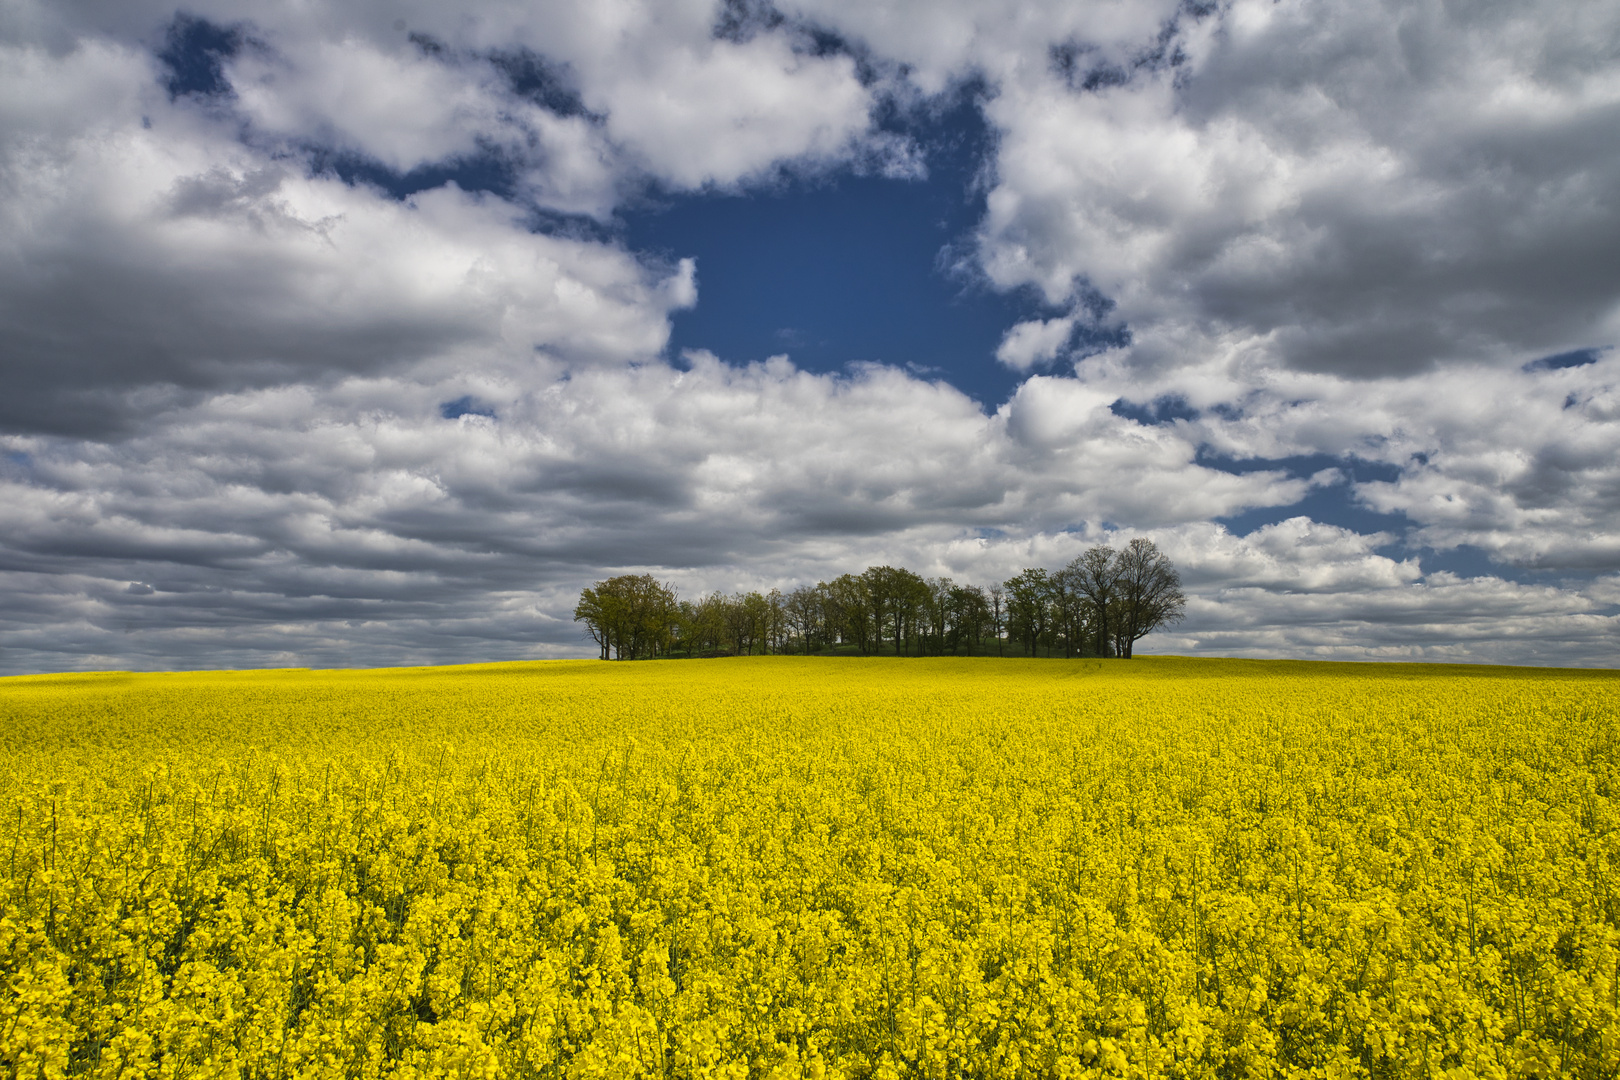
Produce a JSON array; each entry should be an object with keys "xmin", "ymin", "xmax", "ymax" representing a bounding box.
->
[{"xmin": 575, "ymin": 540, "xmax": 1186, "ymax": 659}]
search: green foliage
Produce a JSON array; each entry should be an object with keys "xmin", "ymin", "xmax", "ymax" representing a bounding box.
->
[{"xmin": 581, "ymin": 540, "xmax": 1184, "ymax": 660}]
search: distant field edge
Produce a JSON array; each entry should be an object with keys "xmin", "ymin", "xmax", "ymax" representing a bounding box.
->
[{"xmin": 2, "ymin": 652, "xmax": 1617, "ymax": 684}]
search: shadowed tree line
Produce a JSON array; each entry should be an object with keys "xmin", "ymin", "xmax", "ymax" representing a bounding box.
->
[{"xmin": 574, "ymin": 538, "xmax": 1185, "ymax": 660}]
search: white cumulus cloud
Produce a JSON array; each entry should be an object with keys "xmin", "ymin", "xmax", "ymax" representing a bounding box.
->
[
  {"xmin": 995, "ymin": 316, "xmax": 1074, "ymax": 371},
  {"xmin": 0, "ymin": 0, "xmax": 1616, "ymax": 672}
]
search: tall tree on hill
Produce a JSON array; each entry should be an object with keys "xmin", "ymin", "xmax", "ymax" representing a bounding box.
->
[
  {"xmin": 574, "ymin": 574, "xmax": 678, "ymax": 659},
  {"xmin": 894, "ymin": 568, "xmax": 931, "ymax": 655},
  {"xmin": 989, "ymin": 585, "xmax": 1005, "ymax": 656},
  {"xmin": 574, "ymin": 583, "xmax": 617, "ymax": 660},
  {"xmin": 681, "ymin": 593, "xmax": 730, "ymax": 656},
  {"xmin": 723, "ymin": 591, "xmax": 773, "ymax": 655},
  {"xmin": 928, "ymin": 577, "xmax": 966, "ymax": 655},
  {"xmin": 766, "ymin": 588, "xmax": 787, "ymax": 653},
  {"xmin": 784, "ymin": 584, "xmax": 817, "ymax": 654},
  {"xmin": 673, "ymin": 598, "xmax": 702, "ymax": 657},
  {"xmin": 1050, "ymin": 561, "xmax": 1088, "ymax": 658},
  {"xmin": 946, "ymin": 583, "xmax": 990, "ymax": 654},
  {"xmin": 1111, "ymin": 538, "xmax": 1187, "ymax": 658},
  {"xmin": 1069, "ymin": 546, "xmax": 1121, "ymax": 658},
  {"xmin": 744, "ymin": 590, "xmax": 772, "ymax": 653},
  {"xmin": 862, "ymin": 565, "xmax": 927, "ymax": 655},
  {"xmin": 824, "ymin": 573, "xmax": 870, "ymax": 653},
  {"xmin": 1002, "ymin": 568, "xmax": 1051, "ymax": 657}
]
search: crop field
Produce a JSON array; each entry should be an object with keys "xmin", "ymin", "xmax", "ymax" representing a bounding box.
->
[{"xmin": 2, "ymin": 657, "xmax": 1619, "ymax": 1079}]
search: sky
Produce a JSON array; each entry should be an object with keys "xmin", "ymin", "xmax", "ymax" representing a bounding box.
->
[{"xmin": 1, "ymin": 0, "xmax": 1618, "ymax": 673}]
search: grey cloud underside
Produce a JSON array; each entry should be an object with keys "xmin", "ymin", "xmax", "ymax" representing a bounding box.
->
[
  {"xmin": 0, "ymin": 262, "xmax": 471, "ymax": 438},
  {"xmin": 980, "ymin": 0, "xmax": 1620, "ymax": 378},
  {"xmin": 4, "ymin": 361, "xmax": 1617, "ymax": 673},
  {"xmin": 1187, "ymin": 178, "xmax": 1620, "ymax": 377},
  {"xmin": 1, "ymin": 0, "xmax": 1618, "ymax": 672}
]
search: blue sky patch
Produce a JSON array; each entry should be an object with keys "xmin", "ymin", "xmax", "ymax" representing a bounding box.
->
[
  {"xmin": 1110, "ymin": 395, "xmax": 1199, "ymax": 425},
  {"xmin": 440, "ymin": 397, "xmax": 496, "ymax": 420},
  {"xmin": 623, "ymin": 96, "xmax": 1066, "ymax": 407},
  {"xmin": 158, "ymin": 14, "xmax": 242, "ymax": 98},
  {"xmin": 1208, "ymin": 454, "xmax": 1406, "ymax": 538},
  {"xmin": 1524, "ymin": 346, "xmax": 1608, "ymax": 372}
]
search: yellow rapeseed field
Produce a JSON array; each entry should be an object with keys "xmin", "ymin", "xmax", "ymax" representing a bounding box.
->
[{"xmin": 3, "ymin": 656, "xmax": 1619, "ymax": 1079}]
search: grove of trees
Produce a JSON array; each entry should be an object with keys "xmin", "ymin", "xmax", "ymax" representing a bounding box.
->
[{"xmin": 574, "ymin": 538, "xmax": 1186, "ymax": 660}]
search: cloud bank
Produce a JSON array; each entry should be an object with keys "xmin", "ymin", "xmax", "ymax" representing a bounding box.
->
[{"xmin": 1, "ymin": 0, "xmax": 1616, "ymax": 672}]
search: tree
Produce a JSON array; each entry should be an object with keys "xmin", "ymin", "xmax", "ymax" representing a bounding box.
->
[
  {"xmin": 784, "ymin": 584, "xmax": 818, "ymax": 654},
  {"xmin": 573, "ymin": 543, "xmax": 1182, "ymax": 662},
  {"xmin": 862, "ymin": 565, "xmax": 923, "ymax": 656},
  {"xmin": 723, "ymin": 591, "xmax": 774, "ymax": 655},
  {"xmin": 1002, "ymin": 568, "xmax": 1051, "ymax": 657},
  {"xmin": 1049, "ymin": 561, "xmax": 1090, "ymax": 658},
  {"xmin": 573, "ymin": 574, "xmax": 678, "ymax": 659},
  {"xmin": 823, "ymin": 573, "xmax": 869, "ymax": 653},
  {"xmin": 919, "ymin": 577, "xmax": 949, "ymax": 655},
  {"xmin": 742, "ymin": 590, "xmax": 773, "ymax": 654},
  {"xmin": 944, "ymin": 581, "xmax": 988, "ymax": 655},
  {"xmin": 574, "ymin": 584, "xmax": 618, "ymax": 660},
  {"xmin": 989, "ymin": 585, "xmax": 1005, "ymax": 656},
  {"xmin": 679, "ymin": 593, "xmax": 731, "ymax": 656},
  {"xmin": 892, "ymin": 568, "xmax": 931, "ymax": 655},
  {"xmin": 1068, "ymin": 546, "xmax": 1120, "ymax": 658},
  {"xmin": 765, "ymin": 588, "xmax": 787, "ymax": 653},
  {"xmin": 1110, "ymin": 538, "xmax": 1186, "ymax": 658}
]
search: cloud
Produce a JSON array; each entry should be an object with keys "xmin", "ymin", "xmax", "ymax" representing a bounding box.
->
[
  {"xmin": 0, "ymin": 355, "xmax": 1301, "ymax": 575},
  {"xmin": 5, "ymin": 345, "xmax": 1612, "ymax": 673},
  {"xmin": 10, "ymin": 384, "xmax": 1612, "ymax": 670},
  {"xmin": 0, "ymin": 354, "xmax": 1320, "ymax": 672},
  {"xmin": 995, "ymin": 316, "xmax": 1074, "ymax": 370},
  {"xmin": 227, "ymin": 39, "xmax": 521, "ymax": 173},
  {"xmin": 971, "ymin": 0, "xmax": 1620, "ymax": 381},
  {"xmin": 1138, "ymin": 522, "xmax": 1617, "ymax": 667},
  {"xmin": 593, "ymin": 29, "xmax": 880, "ymax": 190},
  {"xmin": 0, "ymin": 41, "xmax": 694, "ymax": 436},
  {"xmin": 1155, "ymin": 355, "xmax": 1620, "ymax": 571},
  {"xmin": 1, "ymin": 0, "xmax": 1617, "ymax": 672},
  {"xmin": 783, "ymin": 0, "xmax": 1183, "ymax": 98},
  {"xmin": 1159, "ymin": 574, "xmax": 1617, "ymax": 668},
  {"xmin": 17, "ymin": 0, "xmax": 913, "ymax": 201}
]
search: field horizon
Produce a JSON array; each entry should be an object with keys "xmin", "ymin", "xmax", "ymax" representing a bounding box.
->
[{"xmin": 6, "ymin": 651, "xmax": 1619, "ymax": 686}]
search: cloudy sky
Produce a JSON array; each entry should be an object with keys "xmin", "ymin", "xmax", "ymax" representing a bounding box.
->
[{"xmin": 2, "ymin": 0, "xmax": 1617, "ymax": 673}]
